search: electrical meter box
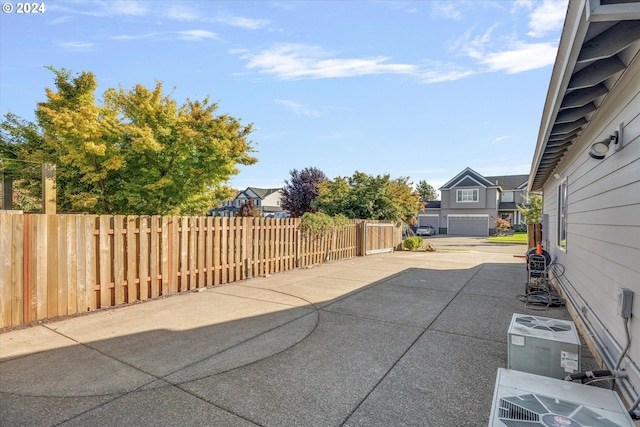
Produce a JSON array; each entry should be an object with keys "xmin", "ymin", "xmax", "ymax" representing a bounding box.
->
[{"xmin": 508, "ymin": 313, "xmax": 581, "ymax": 379}]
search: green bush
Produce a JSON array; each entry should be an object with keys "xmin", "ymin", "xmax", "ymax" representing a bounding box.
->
[
  {"xmin": 300, "ymin": 212, "xmax": 350, "ymax": 237},
  {"xmin": 403, "ymin": 236, "xmax": 423, "ymax": 250}
]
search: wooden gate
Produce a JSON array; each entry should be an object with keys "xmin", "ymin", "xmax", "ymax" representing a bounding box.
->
[{"xmin": 362, "ymin": 221, "xmax": 397, "ymax": 255}]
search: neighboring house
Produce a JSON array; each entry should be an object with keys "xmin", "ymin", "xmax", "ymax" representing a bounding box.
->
[
  {"xmin": 417, "ymin": 167, "xmax": 528, "ymax": 236},
  {"xmin": 528, "ymin": 0, "xmax": 640, "ymax": 409},
  {"xmin": 210, "ymin": 187, "xmax": 287, "ymax": 218}
]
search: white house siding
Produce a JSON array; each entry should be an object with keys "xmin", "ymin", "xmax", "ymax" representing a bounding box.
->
[{"xmin": 542, "ymin": 58, "xmax": 640, "ymax": 399}]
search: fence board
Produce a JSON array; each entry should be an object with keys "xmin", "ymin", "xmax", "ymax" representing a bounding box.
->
[
  {"xmin": 113, "ymin": 215, "xmax": 125, "ymax": 305},
  {"xmin": 98, "ymin": 216, "xmax": 111, "ymax": 309},
  {"xmin": 67, "ymin": 215, "xmax": 78, "ymax": 315},
  {"xmin": 0, "ymin": 214, "xmax": 394, "ymax": 328},
  {"xmin": 0, "ymin": 213, "xmax": 13, "ymax": 326},
  {"xmin": 85, "ymin": 215, "xmax": 99, "ymax": 311},
  {"xmin": 139, "ymin": 217, "xmax": 150, "ymax": 301}
]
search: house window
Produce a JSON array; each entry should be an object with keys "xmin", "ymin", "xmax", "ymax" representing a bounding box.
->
[
  {"xmin": 557, "ymin": 179, "xmax": 568, "ymax": 250},
  {"xmin": 457, "ymin": 189, "xmax": 478, "ymax": 202},
  {"xmin": 502, "ymin": 191, "xmax": 514, "ymax": 202}
]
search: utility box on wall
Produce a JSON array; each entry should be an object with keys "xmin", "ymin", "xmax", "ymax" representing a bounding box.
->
[{"xmin": 508, "ymin": 314, "xmax": 581, "ymax": 379}]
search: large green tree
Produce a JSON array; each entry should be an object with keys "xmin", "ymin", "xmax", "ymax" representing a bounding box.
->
[
  {"xmin": 314, "ymin": 171, "xmax": 421, "ymax": 223},
  {"xmin": 517, "ymin": 193, "xmax": 543, "ymax": 224},
  {"xmin": 416, "ymin": 180, "xmax": 437, "ymax": 202},
  {"xmin": 0, "ymin": 67, "xmax": 256, "ymax": 215},
  {"xmin": 281, "ymin": 166, "xmax": 327, "ymax": 217}
]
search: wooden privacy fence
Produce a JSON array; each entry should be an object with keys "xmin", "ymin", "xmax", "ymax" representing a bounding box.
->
[{"xmin": 0, "ymin": 213, "xmax": 401, "ymax": 328}]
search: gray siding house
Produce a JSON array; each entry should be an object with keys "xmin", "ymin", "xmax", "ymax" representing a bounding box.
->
[
  {"xmin": 418, "ymin": 167, "xmax": 528, "ymax": 236},
  {"xmin": 528, "ymin": 0, "xmax": 640, "ymax": 410},
  {"xmin": 210, "ymin": 187, "xmax": 286, "ymax": 218}
]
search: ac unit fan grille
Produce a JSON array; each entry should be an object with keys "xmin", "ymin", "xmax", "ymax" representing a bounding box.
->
[
  {"xmin": 515, "ymin": 316, "xmax": 572, "ymax": 332},
  {"xmin": 498, "ymin": 394, "xmax": 627, "ymax": 427}
]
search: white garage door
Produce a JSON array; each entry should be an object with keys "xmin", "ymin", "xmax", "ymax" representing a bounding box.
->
[{"xmin": 448, "ymin": 215, "xmax": 489, "ymax": 236}]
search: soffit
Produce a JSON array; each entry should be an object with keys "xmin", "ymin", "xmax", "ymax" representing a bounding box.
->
[{"xmin": 529, "ymin": 0, "xmax": 640, "ymax": 191}]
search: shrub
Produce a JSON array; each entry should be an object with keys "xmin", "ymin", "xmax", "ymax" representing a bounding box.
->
[
  {"xmin": 403, "ymin": 236, "xmax": 423, "ymax": 250},
  {"xmin": 300, "ymin": 212, "xmax": 350, "ymax": 237}
]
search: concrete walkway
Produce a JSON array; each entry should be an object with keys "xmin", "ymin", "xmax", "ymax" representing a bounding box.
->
[{"xmin": 0, "ymin": 238, "xmax": 594, "ymax": 426}]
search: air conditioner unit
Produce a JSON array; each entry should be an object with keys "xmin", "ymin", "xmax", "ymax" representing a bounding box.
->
[
  {"xmin": 489, "ymin": 368, "xmax": 634, "ymax": 426},
  {"xmin": 508, "ymin": 313, "xmax": 580, "ymax": 379}
]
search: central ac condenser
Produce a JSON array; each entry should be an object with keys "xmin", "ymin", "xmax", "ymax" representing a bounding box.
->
[
  {"xmin": 508, "ymin": 313, "xmax": 580, "ymax": 379},
  {"xmin": 489, "ymin": 368, "xmax": 634, "ymax": 426}
]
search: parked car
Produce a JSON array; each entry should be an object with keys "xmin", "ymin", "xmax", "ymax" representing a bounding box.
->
[{"xmin": 416, "ymin": 225, "xmax": 436, "ymax": 236}]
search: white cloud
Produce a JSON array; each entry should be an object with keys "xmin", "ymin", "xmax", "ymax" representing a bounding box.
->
[
  {"xmin": 111, "ymin": 33, "xmax": 158, "ymax": 40},
  {"xmin": 110, "ymin": 1, "xmax": 147, "ymax": 16},
  {"xmin": 237, "ymin": 43, "xmax": 416, "ymax": 80},
  {"xmin": 432, "ymin": 3, "xmax": 462, "ymax": 20},
  {"xmin": 164, "ymin": 6, "xmax": 269, "ymax": 30},
  {"xmin": 455, "ymin": 20, "xmax": 559, "ymax": 74},
  {"xmin": 527, "ymin": 0, "xmax": 568, "ymax": 37},
  {"xmin": 479, "ymin": 41, "xmax": 559, "ymax": 73},
  {"xmin": 48, "ymin": 1, "xmax": 147, "ymax": 17},
  {"xmin": 111, "ymin": 30, "xmax": 217, "ymax": 42},
  {"xmin": 222, "ymin": 16, "xmax": 270, "ymax": 30},
  {"xmin": 274, "ymin": 99, "xmax": 320, "ymax": 117},
  {"xmin": 58, "ymin": 41, "xmax": 93, "ymax": 51},
  {"xmin": 491, "ymin": 136, "xmax": 509, "ymax": 144},
  {"xmin": 177, "ymin": 30, "xmax": 217, "ymax": 41}
]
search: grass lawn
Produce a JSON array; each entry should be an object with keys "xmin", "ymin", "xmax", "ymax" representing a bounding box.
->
[{"xmin": 487, "ymin": 232, "xmax": 528, "ymax": 244}]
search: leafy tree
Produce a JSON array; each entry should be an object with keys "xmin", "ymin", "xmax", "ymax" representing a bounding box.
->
[
  {"xmin": 517, "ymin": 193, "xmax": 542, "ymax": 224},
  {"xmin": 281, "ymin": 167, "xmax": 327, "ymax": 217},
  {"xmin": 416, "ymin": 180, "xmax": 437, "ymax": 202},
  {"xmin": 314, "ymin": 171, "xmax": 421, "ymax": 223},
  {"xmin": 494, "ymin": 217, "xmax": 511, "ymax": 234},
  {"xmin": 237, "ymin": 197, "xmax": 260, "ymax": 217},
  {"xmin": 0, "ymin": 67, "xmax": 256, "ymax": 215}
]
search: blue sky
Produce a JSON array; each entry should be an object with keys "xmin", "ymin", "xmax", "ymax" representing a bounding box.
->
[{"xmin": 0, "ymin": 0, "xmax": 568, "ymax": 193}]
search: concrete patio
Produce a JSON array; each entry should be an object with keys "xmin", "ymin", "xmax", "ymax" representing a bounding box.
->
[{"xmin": 0, "ymin": 237, "xmax": 598, "ymax": 426}]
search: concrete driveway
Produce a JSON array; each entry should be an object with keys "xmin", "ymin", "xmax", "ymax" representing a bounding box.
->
[{"xmin": 0, "ymin": 237, "xmax": 594, "ymax": 426}]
